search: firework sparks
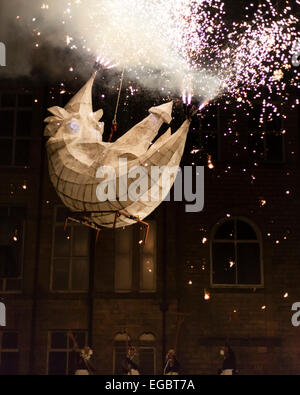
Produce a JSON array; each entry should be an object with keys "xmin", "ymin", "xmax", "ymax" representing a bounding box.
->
[{"xmin": 19, "ymin": 1, "xmax": 299, "ymax": 112}]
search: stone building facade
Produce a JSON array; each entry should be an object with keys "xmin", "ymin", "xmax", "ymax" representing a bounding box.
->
[{"xmin": 0, "ymin": 78, "xmax": 299, "ymax": 375}]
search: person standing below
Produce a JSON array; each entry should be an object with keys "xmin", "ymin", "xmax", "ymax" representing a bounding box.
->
[
  {"xmin": 164, "ymin": 349, "xmax": 181, "ymax": 375},
  {"xmin": 74, "ymin": 346, "xmax": 96, "ymax": 375},
  {"xmin": 68, "ymin": 332, "xmax": 96, "ymax": 375},
  {"xmin": 122, "ymin": 346, "xmax": 140, "ymax": 375},
  {"xmin": 220, "ymin": 344, "xmax": 236, "ymax": 375}
]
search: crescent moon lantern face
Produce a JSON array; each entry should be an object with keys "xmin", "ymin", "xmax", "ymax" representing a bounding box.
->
[{"xmin": 44, "ymin": 73, "xmax": 191, "ymax": 228}]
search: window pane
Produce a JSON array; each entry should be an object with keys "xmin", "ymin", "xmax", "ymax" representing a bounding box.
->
[
  {"xmin": 16, "ymin": 111, "xmax": 32, "ymax": 137},
  {"xmin": 72, "ymin": 332, "xmax": 86, "ymax": 349},
  {"xmin": 0, "ymin": 140, "xmax": 12, "ymax": 165},
  {"xmin": 18, "ymin": 94, "xmax": 33, "ymax": 108},
  {"xmin": 0, "ymin": 111, "xmax": 14, "ymax": 136},
  {"xmin": 2, "ymin": 332, "xmax": 18, "ymax": 349},
  {"xmin": 139, "ymin": 348, "xmax": 155, "ymax": 375},
  {"xmin": 1, "ymin": 93, "xmax": 16, "ymax": 107},
  {"xmin": 54, "ymin": 227, "xmax": 70, "ymax": 257},
  {"xmin": 248, "ymin": 107, "xmax": 262, "ymax": 132},
  {"xmin": 237, "ymin": 243, "xmax": 261, "ymax": 285},
  {"xmin": 266, "ymin": 116, "xmax": 282, "ymax": 132},
  {"xmin": 236, "ymin": 221, "xmax": 257, "ymax": 240},
  {"xmin": 73, "ymin": 227, "xmax": 89, "ymax": 256},
  {"xmin": 0, "ymin": 217, "xmax": 20, "ymax": 244},
  {"xmin": 51, "ymin": 332, "xmax": 68, "ymax": 349},
  {"xmin": 0, "ymin": 352, "xmax": 19, "ymax": 375},
  {"xmin": 266, "ymin": 133, "xmax": 284, "ymax": 162},
  {"xmin": 115, "ymin": 228, "xmax": 133, "ymax": 292},
  {"xmin": 0, "ymin": 217, "xmax": 22, "ymax": 279},
  {"xmin": 0, "ymin": 246, "xmax": 19, "ymax": 278},
  {"xmin": 202, "ymin": 132, "xmax": 218, "ymax": 163},
  {"xmin": 52, "ymin": 259, "xmax": 69, "ymax": 290},
  {"xmin": 5, "ymin": 279, "xmax": 22, "ymax": 291},
  {"xmin": 67, "ymin": 333, "xmax": 87, "ymax": 374},
  {"xmin": 71, "ymin": 259, "xmax": 89, "ymax": 291},
  {"xmin": 214, "ymin": 221, "xmax": 234, "ymax": 240},
  {"xmin": 202, "ymin": 108, "xmax": 218, "ymax": 131},
  {"xmin": 0, "ymin": 216, "xmax": 23, "ymax": 278},
  {"xmin": 140, "ymin": 257, "xmax": 155, "ymax": 291},
  {"xmin": 10, "ymin": 207, "xmax": 26, "ymax": 219},
  {"xmin": 140, "ymin": 221, "xmax": 157, "ymax": 292},
  {"xmin": 48, "ymin": 352, "xmax": 67, "ymax": 375},
  {"xmin": 15, "ymin": 140, "xmax": 30, "ymax": 166},
  {"xmin": 249, "ymin": 132, "xmax": 265, "ymax": 161},
  {"xmin": 0, "ymin": 208, "xmax": 8, "ymax": 217},
  {"xmin": 115, "ymin": 255, "xmax": 132, "ymax": 292},
  {"xmin": 212, "ymin": 243, "xmax": 236, "ymax": 284},
  {"xmin": 114, "ymin": 346, "xmax": 127, "ymax": 375},
  {"xmin": 56, "ymin": 207, "xmax": 69, "ymax": 223},
  {"xmin": 68, "ymin": 350, "xmax": 77, "ymax": 375}
]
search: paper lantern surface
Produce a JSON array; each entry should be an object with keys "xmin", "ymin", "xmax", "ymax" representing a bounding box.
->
[{"xmin": 44, "ymin": 72, "xmax": 190, "ymax": 228}]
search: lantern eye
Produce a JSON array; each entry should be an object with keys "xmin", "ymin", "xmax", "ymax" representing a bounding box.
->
[{"xmin": 68, "ymin": 119, "xmax": 80, "ymax": 134}]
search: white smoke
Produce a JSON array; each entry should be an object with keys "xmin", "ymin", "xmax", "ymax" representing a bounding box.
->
[{"xmin": 0, "ymin": 0, "xmax": 221, "ymax": 99}]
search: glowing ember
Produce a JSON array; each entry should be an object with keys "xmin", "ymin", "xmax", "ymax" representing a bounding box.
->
[
  {"xmin": 208, "ymin": 155, "xmax": 215, "ymax": 169},
  {"xmin": 229, "ymin": 260, "xmax": 236, "ymax": 268},
  {"xmin": 204, "ymin": 290, "xmax": 211, "ymax": 300}
]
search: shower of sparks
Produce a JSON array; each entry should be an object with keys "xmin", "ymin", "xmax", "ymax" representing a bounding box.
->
[
  {"xmin": 95, "ymin": 56, "xmax": 117, "ymax": 70},
  {"xmin": 24, "ymin": 1, "xmax": 299, "ymax": 112}
]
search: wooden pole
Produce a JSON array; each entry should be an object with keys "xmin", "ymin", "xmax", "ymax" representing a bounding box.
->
[{"xmin": 170, "ymin": 312, "xmax": 191, "ymax": 352}]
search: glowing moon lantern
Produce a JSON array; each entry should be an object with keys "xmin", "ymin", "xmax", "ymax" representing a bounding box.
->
[{"xmin": 44, "ymin": 71, "xmax": 191, "ymax": 229}]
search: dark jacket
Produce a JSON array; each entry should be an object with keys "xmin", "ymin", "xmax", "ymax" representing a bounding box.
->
[
  {"xmin": 72, "ymin": 352, "xmax": 96, "ymax": 374},
  {"xmin": 222, "ymin": 348, "xmax": 236, "ymax": 371},
  {"xmin": 122, "ymin": 357, "xmax": 139, "ymax": 375},
  {"xmin": 164, "ymin": 358, "xmax": 180, "ymax": 374}
]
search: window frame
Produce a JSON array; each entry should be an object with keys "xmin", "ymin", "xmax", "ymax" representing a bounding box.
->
[
  {"xmin": 114, "ymin": 226, "xmax": 134, "ymax": 293},
  {"xmin": 112, "ymin": 332, "xmax": 157, "ymax": 375},
  {"xmin": 138, "ymin": 333, "xmax": 157, "ymax": 375},
  {"xmin": 112, "ymin": 332, "xmax": 130, "ymax": 375},
  {"xmin": 201, "ymin": 104, "xmax": 221, "ymax": 163},
  {"xmin": 0, "ymin": 331, "xmax": 19, "ymax": 375},
  {"xmin": 210, "ymin": 217, "xmax": 264, "ymax": 289},
  {"xmin": 139, "ymin": 220, "xmax": 157, "ymax": 294},
  {"xmin": 248, "ymin": 104, "xmax": 286, "ymax": 164},
  {"xmin": 113, "ymin": 343, "xmax": 127, "ymax": 375},
  {"xmin": 0, "ymin": 206, "xmax": 25, "ymax": 294},
  {"xmin": 50, "ymin": 206, "xmax": 90, "ymax": 293},
  {"xmin": 46, "ymin": 330, "xmax": 88, "ymax": 376},
  {"xmin": 138, "ymin": 346, "xmax": 157, "ymax": 375},
  {"xmin": 0, "ymin": 92, "xmax": 34, "ymax": 168},
  {"xmin": 114, "ymin": 219, "xmax": 158, "ymax": 294}
]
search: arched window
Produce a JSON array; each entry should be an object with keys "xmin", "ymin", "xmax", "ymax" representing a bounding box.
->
[
  {"xmin": 113, "ymin": 332, "xmax": 130, "ymax": 375},
  {"xmin": 211, "ymin": 218, "xmax": 263, "ymax": 287},
  {"xmin": 138, "ymin": 333, "xmax": 156, "ymax": 375},
  {"xmin": 113, "ymin": 332, "xmax": 157, "ymax": 375}
]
